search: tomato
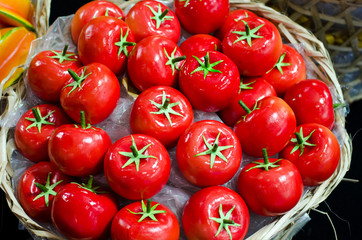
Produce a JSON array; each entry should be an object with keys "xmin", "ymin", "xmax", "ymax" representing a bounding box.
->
[
  {"xmin": 233, "ymin": 96, "xmax": 296, "ymax": 157},
  {"xmin": 71, "ymin": 0, "xmax": 125, "ymax": 44},
  {"xmin": 104, "ymin": 134, "xmax": 171, "ymax": 200},
  {"xmin": 219, "ymin": 77, "xmax": 277, "ymax": 127},
  {"xmin": 51, "ymin": 176, "xmax": 118, "ymax": 240},
  {"xmin": 279, "ymin": 123, "xmax": 340, "ymax": 186},
  {"xmin": 78, "ymin": 16, "xmax": 135, "ymax": 76},
  {"xmin": 48, "ymin": 111, "xmax": 112, "ymax": 177},
  {"xmin": 237, "ymin": 149, "xmax": 304, "ymax": 216},
  {"xmin": 182, "ymin": 186, "xmax": 249, "ymax": 240},
  {"xmin": 222, "ymin": 17, "xmax": 282, "ymax": 76},
  {"xmin": 176, "ymin": 120, "xmax": 242, "ymax": 187},
  {"xmin": 14, "ymin": 104, "xmax": 71, "ymax": 163},
  {"xmin": 179, "ymin": 50, "xmax": 240, "ymax": 112},
  {"xmin": 60, "ymin": 62, "xmax": 121, "ymax": 125},
  {"xmin": 283, "ymin": 79, "xmax": 335, "ymax": 130},
  {"xmin": 27, "ymin": 44, "xmax": 83, "ymax": 102},
  {"xmin": 215, "ymin": 9, "xmax": 257, "ymax": 40},
  {"xmin": 127, "ymin": 36, "xmax": 185, "ymax": 92},
  {"xmin": 174, "ymin": 0, "xmax": 229, "ymax": 34},
  {"xmin": 261, "ymin": 44, "xmax": 306, "ymax": 96},
  {"xmin": 130, "ymin": 86, "xmax": 193, "ymax": 148},
  {"xmin": 125, "ymin": 0, "xmax": 180, "ymax": 43},
  {"xmin": 179, "ymin": 34, "xmax": 222, "ymax": 58},
  {"xmin": 17, "ymin": 161, "xmax": 73, "ymax": 222},
  {"xmin": 111, "ymin": 199, "xmax": 179, "ymax": 240}
]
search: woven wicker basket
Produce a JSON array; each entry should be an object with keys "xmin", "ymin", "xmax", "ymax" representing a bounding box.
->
[{"xmin": 0, "ymin": 0, "xmax": 352, "ymax": 239}]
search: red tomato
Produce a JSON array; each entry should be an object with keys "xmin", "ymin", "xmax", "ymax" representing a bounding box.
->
[
  {"xmin": 17, "ymin": 161, "xmax": 73, "ymax": 222},
  {"xmin": 179, "ymin": 34, "xmax": 222, "ymax": 58},
  {"xmin": 233, "ymin": 96, "xmax": 296, "ymax": 157},
  {"xmin": 283, "ymin": 79, "xmax": 335, "ymax": 130},
  {"xmin": 51, "ymin": 176, "xmax": 118, "ymax": 240},
  {"xmin": 174, "ymin": 0, "xmax": 229, "ymax": 34},
  {"xmin": 103, "ymin": 134, "xmax": 171, "ymax": 200},
  {"xmin": 279, "ymin": 123, "xmax": 340, "ymax": 186},
  {"xmin": 48, "ymin": 111, "xmax": 112, "ymax": 177},
  {"xmin": 219, "ymin": 77, "xmax": 277, "ymax": 127},
  {"xmin": 179, "ymin": 50, "xmax": 240, "ymax": 112},
  {"xmin": 261, "ymin": 44, "xmax": 306, "ymax": 96},
  {"xmin": 125, "ymin": 0, "xmax": 181, "ymax": 43},
  {"xmin": 130, "ymin": 86, "xmax": 193, "ymax": 148},
  {"xmin": 182, "ymin": 186, "xmax": 249, "ymax": 240},
  {"xmin": 111, "ymin": 199, "xmax": 180, "ymax": 240},
  {"xmin": 14, "ymin": 104, "xmax": 71, "ymax": 163},
  {"xmin": 127, "ymin": 36, "xmax": 185, "ymax": 92},
  {"xmin": 60, "ymin": 63, "xmax": 121, "ymax": 125},
  {"xmin": 215, "ymin": 9, "xmax": 257, "ymax": 40},
  {"xmin": 78, "ymin": 16, "xmax": 135, "ymax": 76},
  {"xmin": 71, "ymin": 0, "xmax": 125, "ymax": 44},
  {"xmin": 27, "ymin": 44, "xmax": 83, "ymax": 102},
  {"xmin": 222, "ymin": 17, "xmax": 282, "ymax": 76},
  {"xmin": 176, "ymin": 120, "xmax": 242, "ymax": 187},
  {"xmin": 237, "ymin": 149, "xmax": 304, "ymax": 216}
]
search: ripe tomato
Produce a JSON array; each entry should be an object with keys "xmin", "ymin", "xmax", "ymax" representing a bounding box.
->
[
  {"xmin": 60, "ymin": 62, "xmax": 121, "ymax": 125},
  {"xmin": 104, "ymin": 134, "xmax": 171, "ymax": 200},
  {"xmin": 283, "ymin": 79, "xmax": 335, "ymax": 130},
  {"xmin": 17, "ymin": 161, "xmax": 73, "ymax": 222},
  {"xmin": 27, "ymin": 44, "xmax": 83, "ymax": 102},
  {"xmin": 51, "ymin": 176, "xmax": 118, "ymax": 240},
  {"xmin": 14, "ymin": 104, "xmax": 71, "ymax": 163},
  {"xmin": 174, "ymin": 0, "xmax": 229, "ymax": 34},
  {"xmin": 279, "ymin": 123, "xmax": 341, "ymax": 186},
  {"xmin": 111, "ymin": 199, "xmax": 180, "ymax": 240},
  {"xmin": 182, "ymin": 186, "xmax": 249, "ymax": 240},
  {"xmin": 176, "ymin": 120, "xmax": 242, "ymax": 187},
  {"xmin": 130, "ymin": 86, "xmax": 193, "ymax": 148},
  {"xmin": 78, "ymin": 16, "xmax": 135, "ymax": 76},
  {"xmin": 48, "ymin": 111, "xmax": 112, "ymax": 177},
  {"xmin": 222, "ymin": 17, "xmax": 282, "ymax": 76},
  {"xmin": 261, "ymin": 44, "xmax": 306, "ymax": 96},
  {"xmin": 237, "ymin": 149, "xmax": 304, "ymax": 216},
  {"xmin": 233, "ymin": 96, "xmax": 296, "ymax": 157},
  {"xmin": 219, "ymin": 77, "xmax": 277, "ymax": 127},
  {"xmin": 127, "ymin": 36, "xmax": 185, "ymax": 92},
  {"xmin": 179, "ymin": 50, "xmax": 240, "ymax": 112},
  {"xmin": 71, "ymin": 0, "xmax": 125, "ymax": 44},
  {"xmin": 125, "ymin": 0, "xmax": 180, "ymax": 43},
  {"xmin": 179, "ymin": 34, "xmax": 222, "ymax": 58}
]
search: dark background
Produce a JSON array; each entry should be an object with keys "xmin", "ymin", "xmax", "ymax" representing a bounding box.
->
[{"xmin": 1, "ymin": 0, "xmax": 362, "ymax": 239}]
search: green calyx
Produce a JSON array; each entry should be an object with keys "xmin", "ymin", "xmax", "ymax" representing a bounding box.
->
[
  {"xmin": 74, "ymin": 111, "xmax": 95, "ymax": 130},
  {"xmin": 232, "ymin": 20, "xmax": 264, "ymax": 47},
  {"xmin": 64, "ymin": 67, "xmax": 91, "ymax": 96},
  {"xmin": 150, "ymin": 90, "xmax": 183, "ymax": 126},
  {"xmin": 114, "ymin": 27, "xmax": 136, "ymax": 58},
  {"xmin": 267, "ymin": 52, "xmax": 291, "ymax": 75},
  {"xmin": 25, "ymin": 107, "xmax": 55, "ymax": 133},
  {"xmin": 118, "ymin": 135, "xmax": 157, "ymax": 171},
  {"xmin": 238, "ymin": 77, "xmax": 255, "ymax": 93},
  {"xmin": 76, "ymin": 175, "xmax": 104, "ymax": 194},
  {"xmin": 290, "ymin": 127, "xmax": 316, "ymax": 156},
  {"xmin": 127, "ymin": 199, "xmax": 166, "ymax": 222},
  {"xmin": 48, "ymin": 44, "xmax": 76, "ymax": 64},
  {"xmin": 179, "ymin": 0, "xmax": 202, "ymax": 7},
  {"xmin": 164, "ymin": 47, "xmax": 186, "ymax": 75},
  {"xmin": 146, "ymin": 4, "xmax": 173, "ymax": 29},
  {"xmin": 33, "ymin": 173, "xmax": 63, "ymax": 207},
  {"xmin": 238, "ymin": 99, "xmax": 259, "ymax": 121},
  {"xmin": 191, "ymin": 52, "xmax": 223, "ymax": 79},
  {"xmin": 209, "ymin": 204, "xmax": 241, "ymax": 240},
  {"xmin": 246, "ymin": 148, "xmax": 281, "ymax": 172},
  {"xmin": 194, "ymin": 131, "xmax": 233, "ymax": 169}
]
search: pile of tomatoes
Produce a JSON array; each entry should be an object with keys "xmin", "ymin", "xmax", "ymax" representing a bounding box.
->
[{"xmin": 12, "ymin": 0, "xmax": 342, "ymax": 239}]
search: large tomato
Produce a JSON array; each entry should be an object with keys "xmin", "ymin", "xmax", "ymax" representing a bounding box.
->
[
  {"xmin": 130, "ymin": 86, "xmax": 193, "ymax": 148},
  {"xmin": 182, "ymin": 186, "xmax": 249, "ymax": 240},
  {"xmin": 176, "ymin": 120, "xmax": 242, "ymax": 187},
  {"xmin": 179, "ymin": 34, "xmax": 222, "ymax": 58},
  {"xmin": 103, "ymin": 134, "xmax": 171, "ymax": 200}
]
